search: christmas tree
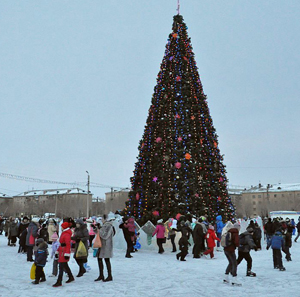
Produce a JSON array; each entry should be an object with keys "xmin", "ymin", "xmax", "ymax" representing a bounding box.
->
[{"xmin": 124, "ymin": 14, "xmax": 235, "ymax": 224}]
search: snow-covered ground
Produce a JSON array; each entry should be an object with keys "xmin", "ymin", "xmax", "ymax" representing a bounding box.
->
[{"xmin": 0, "ymin": 233, "xmax": 299, "ymax": 297}]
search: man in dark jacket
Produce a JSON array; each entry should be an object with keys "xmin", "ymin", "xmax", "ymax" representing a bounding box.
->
[
  {"xmin": 237, "ymin": 228, "xmax": 257, "ymax": 277},
  {"xmin": 294, "ymin": 219, "xmax": 300, "ymax": 242},
  {"xmin": 224, "ymin": 222, "xmax": 241, "ymax": 286}
]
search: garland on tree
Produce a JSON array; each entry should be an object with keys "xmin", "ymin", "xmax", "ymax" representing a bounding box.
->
[{"xmin": 124, "ymin": 15, "xmax": 235, "ymax": 225}]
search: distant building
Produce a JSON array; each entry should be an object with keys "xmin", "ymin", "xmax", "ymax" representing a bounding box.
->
[
  {"xmin": 105, "ymin": 189, "xmax": 129, "ymax": 214},
  {"xmin": 235, "ymin": 183, "xmax": 300, "ymax": 218},
  {"xmin": 0, "ymin": 193, "xmax": 13, "ymax": 216},
  {"xmin": 13, "ymin": 188, "xmax": 93, "ymax": 218},
  {"xmin": 91, "ymin": 197, "xmax": 105, "ymax": 216}
]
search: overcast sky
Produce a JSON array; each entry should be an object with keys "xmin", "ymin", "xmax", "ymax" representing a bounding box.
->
[{"xmin": 1, "ymin": 1, "xmax": 300, "ymax": 199}]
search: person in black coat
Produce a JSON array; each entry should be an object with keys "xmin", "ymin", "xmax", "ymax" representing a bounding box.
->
[
  {"xmin": 237, "ymin": 228, "xmax": 257, "ymax": 276},
  {"xmin": 192, "ymin": 220, "xmax": 204, "ymax": 258},
  {"xmin": 176, "ymin": 230, "xmax": 191, "ymax": 261},
  {"xmin": 71, "ymin": 219, "xmax": 89, "ymax": 277},
  {"xmin": 264, "ymin": 218, "xmax": 275, "ymax": 246},
  {"xmin": 38, "ymin": 222, "xmax": 49, "ymax": 243},
  {"xmin": 282, "ymin": 223, "xmax": 292, "ymax": 261},
  {"xmin": 119, "ymin": 218, "xmax": 134, "ymax": 258},
  {"xmin": 294, "ymin": 219, "xmax": 300, "ymax": 242},
  {"xmin": 253, "ymin": 223, "xmax": 262, "ymax": 250}
]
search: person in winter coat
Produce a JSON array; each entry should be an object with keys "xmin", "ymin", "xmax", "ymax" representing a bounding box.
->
[
  {"xmin": 38, "ymin": 222, "xmax": 49, "ymax": 243},
  {"xmin": 223, "ymin": 222, "xmax": 241, "ymax": 286},
  {"xmin": 119, "ymin": 218, "xmax": 134, "ymax": 258},
  {"xmin": 26, "ymin": 218, "xmax": 39, "ymax": 262},
  {"xmin": 294, "ymin": 219, "xmax": 300, "ymax": 242},
  {"xmin": 9, "ymin": 219, "xmax": 19, "ymax": 246},
  {"xmin": 95, "ymin": 213, "xmax": 115, "ymax": 282},
  {"xmin": 53, "ymin": 222, "xmax": 74, "ymax": 287},
  {"xmin": 192, "ymin": 219, "xmax": 205, "ymax": 258},
  {"xmin": 6, "ymin": 217, "xmax": 13, "ymax": 246},
  {"xmin": 267, "ymin": 229, "xmax": 286, "ymax": 271},
  {"xmin": 204, "ymin": 225, "xmax": 220, "ymax": 259},
  {"xmin": 152, "ymin": 219, "xmax": 166, "ymax": 254},
  {"xmin": 32, "ymin": 238, "xmax": 48, "ymax": 285},
  {"xmin": 253, "ymin": 223, "xmax": 262, "ymax": 250},
  {"xmin": 47, "ymin": 219, "xmax": 58, "ymax": 244},
  {"xmin": 19, "ymin": 228, "xmax": 28, "ymax": 253},
  {"xmin": 282, "ymin": 227, "xmax": 292, "ymax": 261},
  {"xmin": 176, "ymin": 230, "xmax": 191, "ymax": 261},
  {"xmin": 215, "ymin": 215, "xmax": 225, "ymax": 250},
  {"xmin": 167, "ymin": 218, "xmax": 177, "ymax": 252},
  {"xmin": 237, "ymin": 227, "xmax": 257, "ymax": 277},
  {"xmin": 89, "ymin": 221, "xmax": 96, "ymax": 248},
  {"xmin": 71, "ymin": 219, "xmax": 89, "ymax": 277},
  {"xmin": 264, "ymin": 218, "xmax": 275, "ymax": 246},
  {"xmin": 50, "ymin": 233, "xmax": 60, "ymax": 277},
  {"xmin": 18, "ymin": 217, "xmax": 29, "ymax": 238}
]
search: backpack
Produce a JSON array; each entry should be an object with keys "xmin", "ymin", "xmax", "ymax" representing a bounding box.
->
[{"xmin": 221, "ymin": 231, "xmax": 232, "ymax": 247}]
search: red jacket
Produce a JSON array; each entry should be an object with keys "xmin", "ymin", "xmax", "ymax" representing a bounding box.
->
[
  {"xmin": 57, "ymin": 228, "xmax": 72, "ymax": 263},
  {"xmin": 205, "ymin": 229, "xmax": 220, "ymax": 248}
]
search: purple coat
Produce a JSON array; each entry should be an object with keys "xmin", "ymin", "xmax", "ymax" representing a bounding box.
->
[{"xmin": 152, "ymin": 224, "xmax": 166, "ymax": 239}]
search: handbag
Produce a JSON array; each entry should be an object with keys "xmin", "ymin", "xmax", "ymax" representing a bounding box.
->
[
  {"xmin": 76, "ymin": 240, "xmax": 88, "ymax": 258},
  {"xmin": 30, "ymin": 263, "xmax": 36, "ymax": 280},
  {"xmin": 162, "ymin": 237, "xmax": 166, "ymax": 244},
  {"xmin": 93, "ymin": 231, "xmax": 102, "ymax": 249}
]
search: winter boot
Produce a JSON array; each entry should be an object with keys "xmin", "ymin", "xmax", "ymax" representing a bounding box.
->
[
  {"xmin": 223, "ymin": 274, "xmax": 230, "ymax": 284},
  {"xmin": 246, "ymin": 270, "xmax": 256, "ymax": 277},
  {"xmin": 66, "ymin": 275, "xmax": 75, "ymax": 283},
  {"xmin": 104, "ymin": 275, "xmax": 113, "ymax": 282},
  {"xmin": 279, "ymin": 267, "xmax": 286, "ymax": 271},
  {"xmin": 52, "ymin": 280, "xmax": 62, "ymax": 287},
  {"xmin": 32, "ymin": 281, "xmax": 39, "ymax": 285},
  {"xmin": 40, "ymin": 278, "xmax": 46, "ymax": 282},
  {"xmin": 231, "ymin": 276, "xmax": 242, "ymax": 286}
]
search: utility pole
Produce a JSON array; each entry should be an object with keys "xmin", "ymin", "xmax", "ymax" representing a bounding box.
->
[{"xmin": 86, "ymin": 171, "xmax": 90, "ymax": 218}]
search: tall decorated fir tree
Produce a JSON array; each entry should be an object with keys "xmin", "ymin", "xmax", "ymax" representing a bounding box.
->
[{"xmin": 124, "ymin": 15, "xmax": 235, "ymax": 224}]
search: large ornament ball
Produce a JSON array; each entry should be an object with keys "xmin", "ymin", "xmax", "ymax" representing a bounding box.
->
[
  {"xmin": 175, "ymin": 162, "xmax": 182, "ymax": 169},
  {"xmin": 155, "ymin": 137, "xmax": 162, "ymax": 143},
  {"xmin": 185, "ymin": 153, "xmax": 191, "ymax": 160}
]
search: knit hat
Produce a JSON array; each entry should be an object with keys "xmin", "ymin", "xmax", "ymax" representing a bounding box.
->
[
  {"xmin": 157, "ymin": 219, "xmax": 163, "ymax": 224},
  {"xmin": 36, "ymin": 238, "xmax": 44, "ymax": 245},
  {"xmin": 208, "ymin": 224, "xmax": 214, "ymax": 230},
  {"xmin": 31, "ymin": 218, "xmax": 40, "ymax": 223},
  {"xmin": 233, "ymin": 223, "xmax": 241, "ymax": 230},
  {"xmin": 61, "ymin": 222, "xmax": 70, "ymax": 230},
  {"xmin": 51, "ymin": 232, "xmax": 59, "ymax": 241}
]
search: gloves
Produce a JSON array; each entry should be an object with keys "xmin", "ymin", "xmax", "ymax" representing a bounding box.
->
[
  {"xmin": 64, "ymin": 255, "xmax": 70, "ymax": 260},
  {"xmin": 76, "ymin": 238, "xmax": 80, "ymax": 243},
  {"xmin": 60, "ymin": 243, "xmax": 66, "ymax": 247},
  {"xmin": 266, "ymin": 246, "xmax": 269, "ymax": 250},
  {"xmin": 54, "ymin": 253, "xmax": 59, "ymax": 260}
]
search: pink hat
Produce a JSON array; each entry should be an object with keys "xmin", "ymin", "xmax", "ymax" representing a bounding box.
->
[{"xmin": 51, "ymin": 232, "xmax": 58, "ymax": 240}]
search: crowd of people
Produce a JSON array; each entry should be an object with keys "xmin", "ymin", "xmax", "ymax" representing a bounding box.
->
[{"xmin": 0, "ymin": 213, "xmax": 299, "ymax": 288}]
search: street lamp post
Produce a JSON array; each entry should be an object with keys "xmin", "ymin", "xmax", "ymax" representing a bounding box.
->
[{"xmin": 86, "ymin": 171, "xmax": 90, "ymax": 218}]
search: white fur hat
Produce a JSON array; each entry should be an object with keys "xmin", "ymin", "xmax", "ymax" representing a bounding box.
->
[
  {"xmin": 157, "ymin": 219, "xmax": 163, "ymax": 224},
  {"xmin": 107, "ymin": 212, "xmax": 115, "ymax": 222}
]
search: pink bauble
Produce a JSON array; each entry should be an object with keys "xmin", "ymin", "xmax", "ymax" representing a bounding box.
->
[{"xmin": 175, "ymin": 162, "xmax": 182, "ymax": 169}]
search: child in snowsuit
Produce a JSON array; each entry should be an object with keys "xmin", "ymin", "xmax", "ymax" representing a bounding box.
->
[
  {"xmin": 237, "ymin": 227, "xmax": 257, "ymax": 276},
  {"xmin": 204, "ymin": 225, "xmax": 220, "ymax": 259},
  {"xmin": 267, "ymin": 230, "xmax": 286, "ymax": 271},
  {"xmin": 51, "ymin": 233, "xmax": 60, "ymax": 277},
  {"xmin": 32, "ymin": 238, "xmax": 48, "ymax": 284},
  {"xmin": 176, "ymin": 231, "xmax": 191, "ymax": 261}
]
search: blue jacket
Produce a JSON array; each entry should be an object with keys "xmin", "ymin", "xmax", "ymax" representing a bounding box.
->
[
  {"xmin": 34, "ymin": 242, "xmax": 48, "ymax": 267},
  {"xmin": 215, "ymin": 215, "xmax": 225, "ymax": 234},
  {"xmin": 270, "ymin": 231, "xmax": 285, "ymax": 250}
]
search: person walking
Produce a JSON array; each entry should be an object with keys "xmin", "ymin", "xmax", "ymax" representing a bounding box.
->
[
  {"xmin": 71, "ymin": 219, "xmax": 89, "ymax": 277},
  {"xmin": 203, "ymin": 225, "xmax": 220, "ymax": 259},
  {"xmin": 215, "ymin": 215, "xmax": 225, "ymax": 251},
  {"xmin": 53, "ymin": 222, "xmax": 75, "ymax": 287},
  {"xmin": 95, "ymin": 213, "xmax": 115, "ymax": 282},
  {"xmin": 152, "ymin": 219, "xmax": 166, "ymax": 254}
]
